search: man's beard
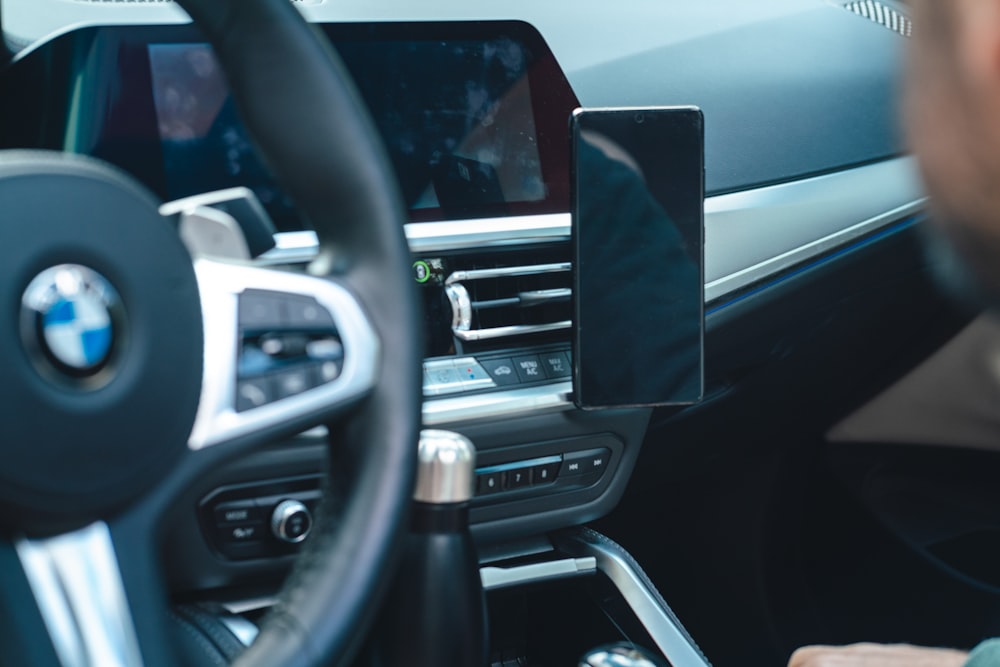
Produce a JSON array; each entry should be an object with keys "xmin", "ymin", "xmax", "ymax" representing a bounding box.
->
[{"xmin": 921, "ymin": 211, "xmax": 1000, "ymax": 313}]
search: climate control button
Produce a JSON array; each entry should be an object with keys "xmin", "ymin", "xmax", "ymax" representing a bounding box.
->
[{"xmin": 479, "ymin": 358, "xmax": 520, "ymax": 386}]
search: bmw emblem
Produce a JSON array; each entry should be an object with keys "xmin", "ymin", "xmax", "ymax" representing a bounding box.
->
[{"xmin": 21, "ymin": 265, "xmax": 122, "ymax": 379}]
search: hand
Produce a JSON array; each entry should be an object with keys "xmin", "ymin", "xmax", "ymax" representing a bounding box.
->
[{"xmin": 789, "ymin": 643, "xmax": 968, "ymax": 667}]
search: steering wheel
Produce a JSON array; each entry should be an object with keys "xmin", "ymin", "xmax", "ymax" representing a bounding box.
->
[{"xmin": 0, "ymin": 0, "xmax": 421, "ymax": 665}]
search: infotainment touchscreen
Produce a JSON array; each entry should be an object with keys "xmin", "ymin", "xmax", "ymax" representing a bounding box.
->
[{"xmin": 140, "ymin": 23, "xmax": 576, "ymax": 230}]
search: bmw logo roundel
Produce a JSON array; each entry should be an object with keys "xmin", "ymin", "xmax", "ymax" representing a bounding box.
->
[{"xmin": 21, "ymin": 265, "xmax": 121, "ymax": 376}]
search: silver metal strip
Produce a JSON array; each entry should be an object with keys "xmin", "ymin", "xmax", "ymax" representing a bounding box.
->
[
  {"xmin": 258, "ymin": 214, "xmax": 574, "ymax": 265},
  {"xmin": 517, "ymin": 288, "xmax": 572, "ymax": 306},
  {"xmin": 422, "ymin": 381, "xmax": 572, "ymax": 427},
  {"xmin": 454, "ymin": 320, "xmax": 572, "ymax": 342},
  {"xmin": 563, "ymin": 534, "xmax": 711, "ymax": 667},
  {"xmin": 445, "ymin": 262, "xmax": 571, "ymax": 285},
  {"xmin": 480, "ymin": 556, "xmax": 597, "ymax": 591},
  {"xmin": 220, "ymin": 597, "xmax": 279, "ymax": 616},
  {"xmin": 702, "ymin": 157, "xmax": 924, "ymax": 300},
  {"xmin": 704, "ymin": 197, "xmax": 926, "ymax": 301},
  {"xmin": 407, "ymin": 213, "xmax": 573, "ymax": 253},
  {"xmin": 15, "ymin": 523, "xmax": 145, "ymax": 667}
]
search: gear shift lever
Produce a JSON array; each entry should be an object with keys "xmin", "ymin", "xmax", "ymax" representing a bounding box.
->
[
  {"xmin": 374, "ymin": 430, "xmax": 487, "ymax": 667},
  {"xmin": 580, "ymin": 642, "xmax": 670, "ymax": 667}
]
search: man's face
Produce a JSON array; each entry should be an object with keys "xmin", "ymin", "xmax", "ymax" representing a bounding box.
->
[{"xmin": 906, "ymin": 0, "xmax": 1000, "ymax": 305}]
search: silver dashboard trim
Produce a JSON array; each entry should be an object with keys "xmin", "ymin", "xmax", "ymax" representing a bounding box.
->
[
  {"xmin": 407, "ymin": 213, "xmax": 572, "ymax": 253},
  {"xmin": 445, "ymin": 262, "xmax": 571, "ymax": 284},
  {"xmin": 422, "ymin": 381, "xmax": 573, "ymax": 427},
  {"xmin": 15, "ymin": 522, "xmax": 145, "ymax": 667},
  {"xmin": 704, "ymin": 197, "xmax": 925, "ymax": 301},
  {"xmin": 259, "ymin": 214, "xmax": 574, "ymax": 265},
  {"xmin": 703, "ymin": 157, "xmax": 925, "ymax": 301}
]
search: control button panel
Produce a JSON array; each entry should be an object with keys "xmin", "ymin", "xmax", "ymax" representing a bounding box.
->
[
  {"xmin": 200, "ymin": 475, "xmax": 322, "ymax": 561},
  {"xmin": 236, "ymin": 290, "xmax": 344, "ymax": 413},
  {"xmin": 511, "ymin": 355, "xmax": 545, "ymax": 383},
  {"xmin": 424, "ymin": 357, "xmax": 497, "ymax": 396},
  {"xmin": 538, "ymin": 351, "xmax": 571, "ymax": 379},
  {"xmin": 560, "ymin": 448, "xmax": 610, "ymax": 478},
  {"xmin": 423, "ymin": 347, "xmax": 571, "ymax": 397},
  {"xmin": 479, "ymin": 358, "xmax": 520, "ymax": 387},
  {"xmin": 472, "ymin": 447, "xmax": 612, "ymax": 502}
]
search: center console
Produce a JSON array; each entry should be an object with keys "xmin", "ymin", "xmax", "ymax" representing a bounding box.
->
[
  {"xmin": 179, "ymin": 529, "xmax": 712, "ymax": 667},
  {"xmin": 71, "ymin": 20, "xmax": 653, "ymax": 585}
]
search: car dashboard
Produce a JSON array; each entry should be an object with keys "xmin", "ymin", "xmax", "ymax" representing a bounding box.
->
[{"xmin": 0, "ymin": 0, "xmax": 923, "ymax": 600}]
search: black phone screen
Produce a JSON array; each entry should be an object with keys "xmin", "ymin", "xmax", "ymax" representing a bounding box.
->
[{"xmin": 571, "ymin": 107, "xmax": 705, "ymax": 409}]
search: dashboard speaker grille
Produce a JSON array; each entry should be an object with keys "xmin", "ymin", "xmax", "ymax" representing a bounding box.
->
[{"xmin": 842, "ymin": 1, "xmax": 911, "ymax": 37}]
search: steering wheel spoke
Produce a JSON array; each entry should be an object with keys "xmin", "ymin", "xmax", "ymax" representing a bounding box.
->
[
  {"xmin": 1, "ymin": 0, "xmax": 421, "ymax": 664},
  {"xmin": 189, "ymin": 259, "xmax": 380, "ymax": 451},
  {"xmin": 1, "ymin": 510, "xmax": 188, "ymax": 667},
  {"xmin": 12, "ymin": 523, "xmax": 144, "ymax": 667}
]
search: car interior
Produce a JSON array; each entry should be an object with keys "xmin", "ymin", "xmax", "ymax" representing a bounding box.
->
[{"xmin": 3, "ymin": 0, "xmax": 998, "ymax": 666}]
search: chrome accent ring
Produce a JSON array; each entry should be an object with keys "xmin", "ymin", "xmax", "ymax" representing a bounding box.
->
[{"xmin": 445, "ymin": 283, "xmax": 472, "ymax": 332}]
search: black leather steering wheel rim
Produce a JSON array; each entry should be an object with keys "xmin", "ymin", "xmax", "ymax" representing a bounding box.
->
[{"xmin": 172, "ymin": 2, "xmax": 423, "ymax": 665}]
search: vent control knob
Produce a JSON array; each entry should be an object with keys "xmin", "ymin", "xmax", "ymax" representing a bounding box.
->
[{"xmin": 270, "ymin": 499, "xmax": 312, "ymax": 544}]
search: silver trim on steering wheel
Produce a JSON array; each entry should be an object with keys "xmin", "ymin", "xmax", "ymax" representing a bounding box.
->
[
  {"xmin": 187, "ymin": 259, "xmax": 381, "ymax": 450},
  {"xmin": 15, "ymin": 523, "xmax": 144, "ymax": 667}
]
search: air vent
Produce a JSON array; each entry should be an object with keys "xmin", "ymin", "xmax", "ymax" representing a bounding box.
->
[
  {"xmin": 445, "ymin": 263, "xmax": 572, "ymax": 344},
  {"xmin": 843, "ymin": 1, "xmax": 912, "ymax": 37}
]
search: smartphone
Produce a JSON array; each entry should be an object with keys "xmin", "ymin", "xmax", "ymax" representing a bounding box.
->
[{"xmin": 571, "ymin": 106, "xmax": 705, "ymax": 409}]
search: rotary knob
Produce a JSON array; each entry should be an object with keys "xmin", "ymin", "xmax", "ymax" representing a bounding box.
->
[{"xmin": 269, "ymin": 499, "xmax": 313, "ymax": 544}]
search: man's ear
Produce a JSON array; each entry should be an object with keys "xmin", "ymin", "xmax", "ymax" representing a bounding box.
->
[{"xmin": 955, "ymin": 0, "xmax": 1000, "ymax": 94}]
